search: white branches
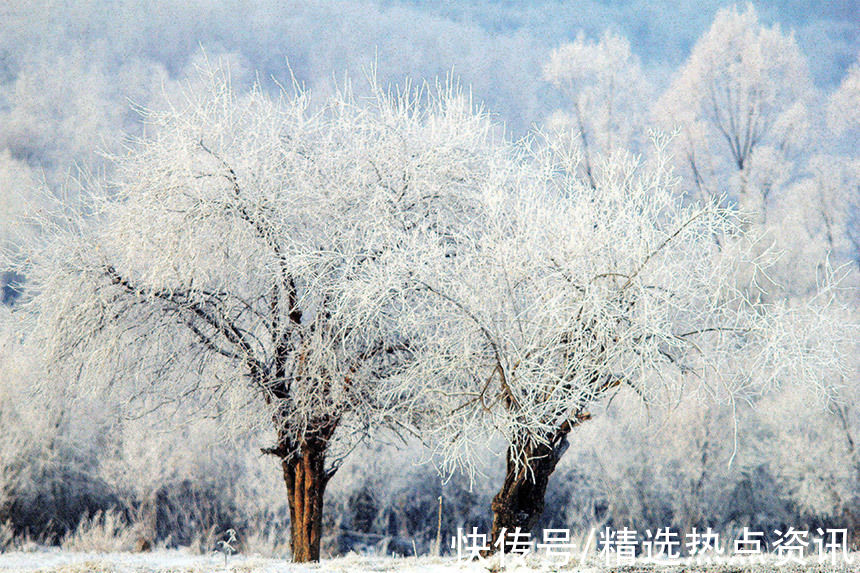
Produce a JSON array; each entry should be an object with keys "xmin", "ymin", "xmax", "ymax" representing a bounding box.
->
[
  {"xmin": 16, "ymin": 65, "xmax": 502, "ymax": 466},
  {"xmin": 396, "ymin": 130, "xmax": 853, "ymax": 476},
  {"xmin": 543, "ymin": 31, "xmax": 653, "ymax": 188},
  {"xmin": 657, "ymin": 4, "xmax": 813, "ymax": 210},
  {"xmin": 11, "ymin": 60, "xmax": 855, "ymax": 490}
]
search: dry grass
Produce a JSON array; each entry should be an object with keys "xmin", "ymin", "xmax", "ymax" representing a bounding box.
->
[{"xmin": 59, "ymin": 510, "xmax": 139, "ymax": 553}]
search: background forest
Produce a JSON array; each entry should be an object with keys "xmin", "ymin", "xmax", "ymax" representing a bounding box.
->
[{"xmin": 0, "ymin": 0, "xmax": 857, "ymax": 559}]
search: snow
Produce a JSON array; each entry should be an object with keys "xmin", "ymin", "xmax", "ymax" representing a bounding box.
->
[{"xmin": 0, "ymin": 550, "xmax": 857, "ymax": 573}]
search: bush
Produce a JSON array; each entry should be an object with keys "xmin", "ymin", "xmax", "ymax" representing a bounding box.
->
[
  {"xmin": 0, "ymin": 458, "xmax": 121, "ymax": 543},
  {"xmin": 137, "ymin": 479, "xmax": 245, "ymax": 549}
]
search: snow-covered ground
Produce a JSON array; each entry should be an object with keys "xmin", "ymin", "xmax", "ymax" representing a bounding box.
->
[{"xmin": 0, "ymin": 549, "xmax": 857, "ymax": 573}]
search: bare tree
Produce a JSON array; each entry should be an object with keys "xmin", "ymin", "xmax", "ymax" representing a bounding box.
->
[
  {"xmin": 14, "ymin": 67, "xmax": 502, "ymax": 562},
  {"xmin": 656, "ymin": 4, "xmax": 813, "ymax": 217},
  {"xmin": 399, "ymin": 133, "xmax": 853, "ymax": 547},
  {"xmin": 827, "ymin": 54, "xmax": 860, "ymax": 145},
  {"xmin": 823, "ymin": 57, "xmax": 860, "ymax": 269},
  {"xmin": 543, "ymin": 31, "xmax": 652, "ymax": 188}
]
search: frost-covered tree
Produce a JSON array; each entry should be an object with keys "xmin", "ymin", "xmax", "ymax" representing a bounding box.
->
[
  {"xmin": 0, "ymin": 151, "xmax": 40, "ymax": 304},
  {"xmin": 656, "ymin": 4, "xmax": 814, "ymax": 216},
  {"xmin": 543, "ymin": 31, "xmax": 652, "ymax": 188},
  {"xmin": 827, "ymin": 54, "xmax": 860, "ymax": 146},
  {"xmin": 818, "ymin": 58, "xmax": 860, "ymax": 271},
  {"xmin": 753, "ymin": 378, "xmax": 860, "ymax": 532},
  {"xmin": 400, "ymin": 134, "xmax": 853, "ymax": 546},
  {"xmin": 0, "ymin": 306, "xmax": 123, "ymax": 543},
  {"xmin": 753, "ymin": 57, "xmax": 860, "ymax": 294},
  {"xmin": 14, "ymin": 67, "xmax": 502, "ymax": 562},
  {"xmin": 768, "ymin": 155, "xmax": 860, "ymax": 291}
]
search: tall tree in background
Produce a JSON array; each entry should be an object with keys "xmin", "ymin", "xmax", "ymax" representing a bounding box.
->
[
  {"xmin": 543, "ymin": 31, "xmax": 652, "ymax": 188},
  {"xmin": 15, "ymin": 67, "xmax": 503, "ymax": 562},
  {"xmin": 656, "ymin": 4, "xmax": 813, "ymax": 219},
  {"xmin": 823, "ymin": 55, "xmax": 860, "ymax": 270},
  {"xmin": 827, "ymin": 54, "xmax": 860, "ymax": 148}
]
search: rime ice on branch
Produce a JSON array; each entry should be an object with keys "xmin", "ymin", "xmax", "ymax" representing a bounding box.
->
[
  {"xmin": 14, "ymin": 62, "xmax": 854, "ymax": 561},
  {"xmin": 657, "ymin": 4, "xmax": 814, "ymax": 214},
  {"xmin": 17, "ymin": 66, "xmax": 505, "ymax": 562},
  {"xmin": 397, "ymin": 131, "xmax": 854, "ymax": 546}
]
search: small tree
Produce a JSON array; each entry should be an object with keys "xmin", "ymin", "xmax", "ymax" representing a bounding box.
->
[
  {"xmin": 401, "ymin": 134, "xmax": 852, "ymax": 546},
  {"xmin": 16, "ymin": 67, "xmax": 502, "ymax": 562}
]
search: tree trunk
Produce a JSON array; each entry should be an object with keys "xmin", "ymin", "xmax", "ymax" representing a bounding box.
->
[
  {"xmin": 489, "ymin": 431, "xmax": 569, "ymax": 551},
  {"xmin": 282, "ymin": 436, "xmax": 331, "ymax": 562}
]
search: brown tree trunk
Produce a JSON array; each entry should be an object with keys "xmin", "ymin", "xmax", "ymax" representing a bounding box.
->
[
  {"xmin": 489, "ymin": 431, "xmax": 569, "ymax": 551},
  {"xmin": 282, "ymin": 436, "xmax": 331, "ymax": 563}
]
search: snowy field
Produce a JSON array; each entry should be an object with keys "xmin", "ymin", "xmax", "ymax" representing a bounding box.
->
[{"xmin": 0, "ymin": 550, "xmax": 857, "ymax": 573}]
